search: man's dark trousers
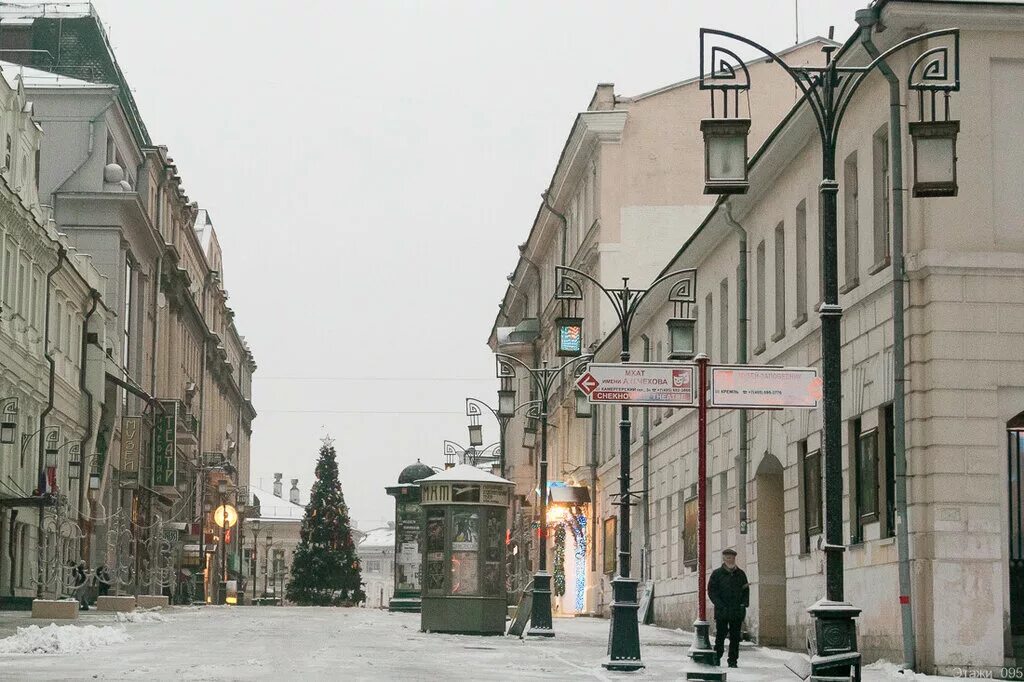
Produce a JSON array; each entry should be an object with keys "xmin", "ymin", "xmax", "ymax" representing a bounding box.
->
[{"xmin": 714, "ymin": 615, "xmax": 742, "ymax": 666}]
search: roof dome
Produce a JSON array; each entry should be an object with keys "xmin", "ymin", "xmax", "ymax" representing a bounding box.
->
[{"xmin": 398, "ymin": 460, "xmax": 435, "ymax": 484}]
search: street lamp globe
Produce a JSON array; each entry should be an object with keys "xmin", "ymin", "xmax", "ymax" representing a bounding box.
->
[
  {"xmin": 575, "ymin": 390, "xmax": 592, "ymax": 419},
  {"xmin": 0, "ymin": 420, "xmax": 15, "ymax": 445},
  {"xmin": 497, "ymin": 389, "xmax": 516, "ymax": 418},
  {"xmin": 667, "ymin": 317, "xmax": 697, "ymax": 360},
  {"xmin": 467, "ymin": 423, "xmax": 484, "ymax": 448},
  {"xmin": 909, "ymin": 119, "xmax": 959, "ymax": 197},
  {"xmin": 701, "ymin": 118, "xmax": 752, "ymax": 195}
]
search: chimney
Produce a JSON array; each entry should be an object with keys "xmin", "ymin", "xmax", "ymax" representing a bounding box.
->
[
  {"xmin": 273, "ymin": 473, "xmax": 283, "ymax": 498},
  {"xmin": 289, "ymin": 479, "xmax": 299, "ymax": 504}
]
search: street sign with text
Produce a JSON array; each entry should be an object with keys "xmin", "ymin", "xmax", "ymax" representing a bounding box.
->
[
  {"xmin": 709, "ymin": 365, "xmax": 821, "ymax": 409},
  {"xmin": 576, "ymin": 363, "xmax": 697, "ymax": 407}
]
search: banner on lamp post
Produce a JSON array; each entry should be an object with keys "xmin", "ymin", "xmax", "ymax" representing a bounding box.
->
[{"xmin": 153, "ymin": 401, "xmax": 178, "ymax": 488}]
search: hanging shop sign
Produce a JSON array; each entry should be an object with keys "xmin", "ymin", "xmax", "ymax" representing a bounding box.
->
[
  {"xmin": 708, "ymin": 365, "xmax": 822, "ymax": 410},
  {"xmin": 153, "ymin": 401, "xmax": 178, "ymax": 487},
  {"xmin": 576, "ymin": 363, "xmax": 697, "ymax": 407},
  {"xmin": 121, "ymin": 416, "xmax": 141, "ymax": 476}
]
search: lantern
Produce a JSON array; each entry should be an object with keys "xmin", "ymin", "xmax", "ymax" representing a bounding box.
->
[
  {"xmin": 667, "ymin": 317, "xmax": 697, "ymax": 360},
  {"xmin": 0, "ymin": 420, "xmax": 14, "ymax": 445},
  {"xmin": 575, "ymin": 390, "xmax": 592, "ymax": 419},
  {"xmin": 522, "ymin": 420, "xmax": 537, "ymax": 450},
  {"xmin": 555, "ymin": 317, "xmax": 583, "ymax": 357},
  {"xmin": 89, "ymin": 470, "xmax": 101, "ymax": 491},
  {"xmin": 701, "ymin": 118, "xmax": 751, "ymax": 195},
  {"xmin": 909, "ymin": 119, "xmax": 959, "ymax": 197},
  {"xmin": 497, "ymin": 389, "xmax": 516, "ymax": 418},
  {"xmin": 468, "ymin": 423, "xmax": 483, "ymax": 447},
  {"xmin": 69, "ymin": 457, "xmax": 82, "ymax": 481}
]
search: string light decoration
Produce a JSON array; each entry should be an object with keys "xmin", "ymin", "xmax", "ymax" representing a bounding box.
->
[
  {"xmin": 570, "ymin": 514, "xmax": 587, "ymax": 613},
  {"xmin": 553, "ymin": 524, "xmax": 567, "ymax": 597}
]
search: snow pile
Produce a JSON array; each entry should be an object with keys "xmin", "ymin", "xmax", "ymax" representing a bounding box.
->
[
  {"xmin": 863, "ymin": 659, "xmax": 938, "ymax": 680},
  {"xmin": 0, "ymin": 623, "xmax": 129, "ymax": 655},
  {"xmin": 115, "ymin": 610, "xmax": 168, "ymax": 623}
]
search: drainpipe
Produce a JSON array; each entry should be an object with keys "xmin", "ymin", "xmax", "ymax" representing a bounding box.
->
[
  {"xmin": 640, "ymin": 334, "xmax": 652, "ymax": 581},
  {"xmin": 858, "ymin": 9, "xmax": 916, "ymax": 670},
  {"xmin": 724, "ymin": 202, "xmax": 749, "ymax": 536},
  {"xmin": 540, "ymin": 191, "xmax": 568, "ymax": 266},
  {"xmin": 78, "ymin": 289, "xmax": 101, "ymax": 561},
  {"xmin": 37, "ymin": 244, "xmax": 67, "ymax": 598}
]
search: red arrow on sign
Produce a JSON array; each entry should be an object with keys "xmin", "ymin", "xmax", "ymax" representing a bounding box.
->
[{"xmin": 577, "ymin": 372, "xmax": 599, "ymax": 396}]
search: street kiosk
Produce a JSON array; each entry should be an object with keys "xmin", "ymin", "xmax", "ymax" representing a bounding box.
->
[
  {"xmin": 417, "ymin": 465, "xmax": 513, "ymax": 635},
  {"xmin": 385, "ymin": 460, "xmax": 436, "ymax": 613}
]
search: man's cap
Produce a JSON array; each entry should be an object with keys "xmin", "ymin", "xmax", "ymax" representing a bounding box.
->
[{"xmin": 722, "ymin": 548, "xmax": 737, "ymax": 556}]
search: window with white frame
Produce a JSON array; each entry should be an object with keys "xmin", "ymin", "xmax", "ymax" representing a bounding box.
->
[
  {"xmin": 795, "ymin": 200, "xmax": 808, "ymax": 325},
  {"xmin": 755, "ymin": 240, "xmax": 766, "ymax": 352},
  {"xmin": 872, "ymin": 127, "xmax": 891, "ymax": 269},
  {"xmin": 843, "ymin": 151, "xmax": 859, "ymax": 290},
  {"xmin": 773, "ymin": 222, "xmax": 786, "ymax": 340}
]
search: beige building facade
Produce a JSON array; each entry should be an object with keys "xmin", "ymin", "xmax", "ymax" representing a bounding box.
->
[{"xmin": 491, "ymin": 0, "xmax": 1024, "ymax": 675}]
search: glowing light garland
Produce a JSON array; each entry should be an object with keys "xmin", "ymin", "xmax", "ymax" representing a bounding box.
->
[{"xmin": 570, "ymin": 515, "xmax": 587, "ymax": 612}]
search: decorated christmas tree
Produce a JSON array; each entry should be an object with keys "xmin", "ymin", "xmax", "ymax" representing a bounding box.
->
[{"xmin": 286, "ymin": 437, "xmax": 365, "ymax": 606}]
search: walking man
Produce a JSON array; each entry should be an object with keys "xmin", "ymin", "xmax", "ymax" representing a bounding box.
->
[{"xmin": 708, "ymin": 548, "xmax": 748, "ymax": 668}]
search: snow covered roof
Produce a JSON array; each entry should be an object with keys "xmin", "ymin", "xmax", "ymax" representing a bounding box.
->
[
  {"xmin": 0, "ymin": 60, "xmax": 112, "ymax": 90},
  {"xmin": 358, "ymin": 526, "xmax": 395, "ymax": 549},
  {"xmin": 416, "ymin": 464, "xmax": 512, "ymax": 485},
  {"xmin": 248, "ymin": 484, "xmax": 305, "ymax": 522}
]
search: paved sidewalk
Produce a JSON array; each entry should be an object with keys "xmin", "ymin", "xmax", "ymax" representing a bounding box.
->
[{"xmin": 0, "ymin": 606, "xmax": 956, "ymax": 680}]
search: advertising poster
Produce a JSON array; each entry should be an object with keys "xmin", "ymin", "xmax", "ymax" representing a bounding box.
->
[
  {"xmin": 452, "ymin": 510, "xmax": 479, "ymax": 551},
  {"xmin": 396, "ymin": 501, "xmax": 422, "ymax": 591},
  {"xmin": 450, "ymin": 552, "xmax": 478, "ymax": 595},
  {"xmin": 683, "ymin": 496, "xmax": 698, "ymax": 569},
  {"xmin": 426, "ymin": 512, "xmax": 445, "ymax": 553}
]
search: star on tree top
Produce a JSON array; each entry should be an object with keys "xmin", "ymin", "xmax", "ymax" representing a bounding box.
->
[{"xmin": 321, "ymin": 434, "xmax": 335, "ymax": 448}]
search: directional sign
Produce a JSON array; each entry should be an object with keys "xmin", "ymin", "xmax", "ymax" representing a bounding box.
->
[
  {"xmin": 709, "ymin": 365, "xmax": 821, "ymax": 409},
  {"xmin": 576, "ymin": 363, "xmax": 697, "ymax": 407}
]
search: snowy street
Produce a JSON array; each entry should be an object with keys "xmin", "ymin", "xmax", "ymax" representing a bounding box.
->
[{"xmin": 0, "ymin": 606, "xmax": 956, "ymax": 681}]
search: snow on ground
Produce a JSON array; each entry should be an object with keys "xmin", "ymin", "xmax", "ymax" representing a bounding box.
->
[
  {"xmin": 0, "ymin": 623, "xmax": 129, "ymax": 655},
  {"xmin": 114, "ymin": 610, "xmax": 169, "ymax": 624},
  {"xmin": 0, "ymin": 607, "xmax": 967, "ymax": 680}
]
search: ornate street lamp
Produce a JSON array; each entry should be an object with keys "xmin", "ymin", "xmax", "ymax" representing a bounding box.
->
[
  {"xmin": 574, "ymin": 389, "xmax": 592, "ymax": 419},
  {"xmin": 909, "ymin": 119, "xmax": 959, "ymax": 197},
  {"xmin": 667, "ymin": 318, "xmax": 697, "ymax": 360},
  {"xmin": 497, "ymin": 389, "xmax": 516, "ymax": 418},
  {"xmin": 89, "ymin": 468, "xmax": 101, "ymax": 491},
  {"xmin": 700, "ymin": 118, "xmax": 752, "ymax": 195},
  {"xmin": 522, "ymin": 418, "xmax": 537, "ymax": 450},
  {"xmin": 554, "ymin": 316, "xmax": 583, "ymax": 357},
  {"xmin": 697, "ymin": 25, "xmax": 961, "ymax": 678},
  {"xmin": 495, "ymin": 352, "xmax": 593, "ymax": 639},
  {"xmin": 467, "ymin": 423, "xmax": 484, "ymax": 448},
  {"xmin": 555, "ymin": 265, "xmax": 696, "ymax": 670}
]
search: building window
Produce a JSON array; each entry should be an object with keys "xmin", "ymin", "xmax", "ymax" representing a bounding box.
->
[
  {"xmin": 882, "ymin": 403, "xmax": 896, "ymax": 539},
  {"xmin": 773, "ymin": 222, "xmax": 786, "ymax": 341},
  {"xmin": 795, "ymin": 200, "xmax": 808, "ymax": 325},
  {"xmin": 800, "ymin": 440, "xmax": 822, "ymax": 552},
  {"xmin": 719, "ymin": 279, "xmax": 729, "ymax": 362},
  {"xmin": 755, "ymin": 240, "xmax": 766, "ymax": 353},
  {"xmin": 851, "ymin": 417, "xmax": 879, "ymax": 542},
  {"xmin": 872, "ymin": 127, "xmax": 891, "ymax": 270},
  {"xmin": 704, "ymin": 292, "xmax": 713, "ymax": 360},
  {"xmin": 842, "ymin": 151, "xmax": 859, "ymax": 291}
]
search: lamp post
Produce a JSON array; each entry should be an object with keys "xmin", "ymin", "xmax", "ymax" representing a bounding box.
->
[
  {"xmin": 217, "ymin": 479, "xmax": 229, "ymax": 604},
  {"xmin": 250, "ymin": 519, "xmax": 261, "ymax": 594},
  {"xmin": 494, "ymin": 352, "xmax": 593, "ymax": 638},
  {"xmin": 465, "ymin": 396, "xmax": 541, "ymax": 478},
  {"xmin": 697, "ymin": 26, "xmax": 961, "ymax": 678},
  {"xmin": 264, "ymin": 531, "xmax": 274, "ymax": 599},
  {"xmin": 554, "ymin": 265, "xmax": 697, "ymax": 670}
]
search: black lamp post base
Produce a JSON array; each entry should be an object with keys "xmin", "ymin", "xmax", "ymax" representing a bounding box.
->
[
  {"xmin": 806, "ymin": 598, "xmax": 862, "ymax": 680},
  {"xmin": 527, "ymin": 571, "xmax": 555, "ymax": 638},
  {"xmin": 686, "ymin": 618, "xmax": 724, "ymax": 680},
  {"xmin": 602, "ymin": 576, "xmax": 644, "ymax": 671}
]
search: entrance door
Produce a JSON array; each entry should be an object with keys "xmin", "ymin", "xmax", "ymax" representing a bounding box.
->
[
  {"xmin": 1008, "ymin": 414, "xmax": 1024, "ymax": 635},
  {"xmin": 755, "ymin": 454, "xmax": 787, "ymax": 646}
]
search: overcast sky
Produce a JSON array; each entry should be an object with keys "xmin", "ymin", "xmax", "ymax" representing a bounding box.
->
[{"xmin": 89, "ymin": 0, "xmax": 868, "ymax": 528}]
